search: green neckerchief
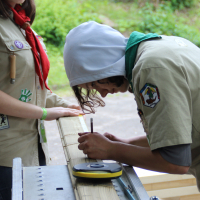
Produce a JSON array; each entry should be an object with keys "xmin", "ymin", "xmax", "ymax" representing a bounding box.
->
[{"xmin": 125, "ymin": 31, "xmax": 162, "ymax": 93}]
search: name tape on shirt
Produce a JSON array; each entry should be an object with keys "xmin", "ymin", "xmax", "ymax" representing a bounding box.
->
[{"xmin": 140, "ymin": 83, "xmax": 160, "ymax": 108}]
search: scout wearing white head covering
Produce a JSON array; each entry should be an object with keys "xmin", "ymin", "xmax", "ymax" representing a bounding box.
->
[
  {"xmin": 64, "ymin": 21, "xmax": 200, "ymax": 192},
  {"xmin": 63, "ymin": 21, "xmax": 128, "ymax": 87}
]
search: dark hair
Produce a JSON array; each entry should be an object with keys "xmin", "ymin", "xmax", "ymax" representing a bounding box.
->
[
  {"xmin": 72, "ymin": 76, "xmax": 132, "ymax": 114},
  {"xmin": 0, "ymin": 0, "xmax": 36, "ymax": 24}
]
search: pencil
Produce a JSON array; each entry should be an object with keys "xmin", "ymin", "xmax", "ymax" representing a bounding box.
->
[{"xmin": 90, "ymin": 118, "xmax": 93, "ymax": 133}]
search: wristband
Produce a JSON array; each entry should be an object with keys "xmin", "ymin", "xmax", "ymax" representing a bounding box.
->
[{"xmin": 41, "ymin": 108, "xmax": 47, "ymax": 120}]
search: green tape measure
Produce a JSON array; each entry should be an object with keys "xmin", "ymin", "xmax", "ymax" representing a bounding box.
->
[{"xmin": 72, "ymin": 162, "xmax": 122, "ymax": 179}]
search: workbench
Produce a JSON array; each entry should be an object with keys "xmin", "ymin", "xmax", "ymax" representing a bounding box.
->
[{"xmin": 11, "ymin": 116, "xmax": 154, "ymax": 200}]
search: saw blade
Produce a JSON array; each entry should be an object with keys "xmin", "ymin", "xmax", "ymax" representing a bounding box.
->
[
  {"xmin": 112, "ymin": 178, "xmax": 129, "ymax": 200},
  {"xmin": 112, "ymin": 173, "xmax": 138, "ymax": 200},
  {"xmin": 111, "ymin": 164, "xmax": 149, "ymax": 200}
]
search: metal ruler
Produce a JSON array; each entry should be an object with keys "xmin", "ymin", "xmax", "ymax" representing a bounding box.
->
[{"xmin": 12, "ymin": 158, "xmax": 76, "ymax": 200}]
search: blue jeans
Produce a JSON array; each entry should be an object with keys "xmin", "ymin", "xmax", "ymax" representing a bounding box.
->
[{"xmin": 0, "ymin": 166, "xmax": 12, "ymax": 200}]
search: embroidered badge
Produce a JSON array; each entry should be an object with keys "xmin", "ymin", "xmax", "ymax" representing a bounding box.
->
[
  {"xmin": 19, "ymin": 89, "xmax": 32, "ymax": 102},
  {"xmin": 36, "ymin": 35, "xmax": 42, "ymax": 40},
  {"xmin": 0, "ymin": 114, "xmax": 9, "ymax": 130},
  {"xmin": 140, "ymin": 83, "xmax": 160, "ymax": 108},
  {"xmin": 14, "ymin": 40, "xmax": 24, "ymax": 49}
]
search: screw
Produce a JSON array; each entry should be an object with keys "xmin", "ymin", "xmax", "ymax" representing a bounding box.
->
[{"xmin": 150, "ymin": 196, "xmax": 159, "ymax": 200}]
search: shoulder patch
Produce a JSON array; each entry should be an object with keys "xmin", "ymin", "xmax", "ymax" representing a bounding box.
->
[{"xmin": 140, "ymin": 83, "xmax": 160, "ymax": 108}]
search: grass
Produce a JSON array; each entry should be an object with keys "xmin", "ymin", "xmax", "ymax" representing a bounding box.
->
[{"xmin": 46, "ymin": 44, "xmax": 74, "ymax": 97}]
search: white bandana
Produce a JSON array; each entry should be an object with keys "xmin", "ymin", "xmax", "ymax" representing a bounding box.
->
[{"xmin": 64, "ymin": 21, "xmax": 128, "ymax": 87}]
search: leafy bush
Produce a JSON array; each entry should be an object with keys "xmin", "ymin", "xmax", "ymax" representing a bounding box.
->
[
  {"xmin": 138, "ymin": 3, "xmax": 177, "ymax": 34},
  {"xmin": 111, "ymin": 0, "xmax": 194, "ymax": 10},
  {"xmin": 113, "ymin": 2, "xmax": 200, "ymax": 47},
  {"xmin": 110, "ymin": 0, "xmax": 134, "ymax": 2},
  {"xmin": 137, "ymin": 3, "xmax": 200, "ymax": 46},
  {"xmin": 164, "ymin": 0, "xmax": 194, "ymax": 10},
  {"xmin": 33, "ymin": 0, "xmax": 101, "ymax": 46}
]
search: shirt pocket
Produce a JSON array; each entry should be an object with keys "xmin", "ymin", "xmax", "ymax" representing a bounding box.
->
[{"xmin": 2, "ymin": 39, "xmax": 35, "ymax": 78}]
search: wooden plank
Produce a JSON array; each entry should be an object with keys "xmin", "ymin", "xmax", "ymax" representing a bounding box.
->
[
  {"xmin": 140, "ymin": 174, "xmax": 195, "ymax": 184},
  {"xmin": 147, "ymin": 185, "xmax": 199, "ymax": 198},
  {"xmin": 57, "ymin": 116, "xmax": 120, "ymax": 200},
  {"xmin": 161, "ymin": 194, "xmax": 200, "ymax": 200},
  {"xmin": 144, "ymin": 178, "xmax": 196, "ymax": 191},
  {"xmin": 179, "ymin": 194, "xmax": 200, "ymax": 200}
]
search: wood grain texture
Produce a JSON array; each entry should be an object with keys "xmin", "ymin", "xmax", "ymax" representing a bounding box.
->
[
  {"xmin": 141, "ymin": 173, "xmax": 199, "ymax": 199},
  {"xmin": 57, "ymin": 116, "xmax": 120, "ymax": 200}
]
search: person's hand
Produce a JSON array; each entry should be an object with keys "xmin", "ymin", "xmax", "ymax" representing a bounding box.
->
[
  {"xmin": 103, "ymin": 132, "xmax": 130, "ymax": 144},
  {"xmin": 45, "ymin": 107, "xmax": 84, "ymax": 120},
  {"xmin": 67, "ymin": 104, "xmax": 81, "ymax": 110},
  {"xmin": 67, "ymin": 104, "xmax": 86, "ymax": 120},
  {"xmin": 78, "ymin": 132, "xmax": 114, "ymax": 160}
]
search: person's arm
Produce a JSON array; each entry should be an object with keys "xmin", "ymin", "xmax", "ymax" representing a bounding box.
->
[
  {"xmin": 46, "ymin": 90, "xmax": 81, "ymax": 110},
  {"xmin": 78, "ymin": 132, "xmax": 189, "ymax": 175},
  {"xmin": 104, "ymin": 133, "xmax": 149, "ymax": 147},
  {"xmin": 0, "ymin": 90, "xmax": 84, "ymax": 120},
  {"xmin": 110, "ymin": 141, "xmax": 189, "ymax": 174}
]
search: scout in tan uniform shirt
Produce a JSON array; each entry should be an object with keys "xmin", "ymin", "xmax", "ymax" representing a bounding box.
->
[
  {"xmin": 63, "ymin": 21, "xmax": 200, "ymax": 191},
  {"xmin": 0, "ymin": 0, "xmax": 84, "ymax": 199}
]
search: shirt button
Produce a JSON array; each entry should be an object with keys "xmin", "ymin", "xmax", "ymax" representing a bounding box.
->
[
  {"xmin": 10, "ymin": 45, "xmax": 15, "ymax": 50},
  {"xmin": 37, "ymin": 86, "xmax": 40, "ymax": 89}
]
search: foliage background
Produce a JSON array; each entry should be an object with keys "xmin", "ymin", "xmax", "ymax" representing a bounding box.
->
[{"xmin": 32, "ymin": 0, "xmax": 200, "ymax": 96}]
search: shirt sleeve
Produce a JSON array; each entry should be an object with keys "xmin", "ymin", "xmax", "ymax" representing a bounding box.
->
[
  {"xmin": 134, "ymin": 65, "xmax": 192, "ymax": 150},
  {"xmin": 45, "ymin": 90, "xmax": 71, "ymax": 108},
  {"xmin": 158, "ymin": 144, "xmax": 191, "ymax": 166}
]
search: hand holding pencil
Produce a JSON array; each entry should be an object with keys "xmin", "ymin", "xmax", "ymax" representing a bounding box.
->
[{"xmin": 78, "ymin": 117, "xmax": 114, "ymax": 160}]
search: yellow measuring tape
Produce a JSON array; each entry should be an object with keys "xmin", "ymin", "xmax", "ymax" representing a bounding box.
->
[{"xmin": 72, "ymin": 162, "xmax": 122, "ymax": 179}]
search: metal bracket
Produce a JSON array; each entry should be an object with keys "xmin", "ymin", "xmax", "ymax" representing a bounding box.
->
[
  {"xmin": 12, "ymin": 157, "xmax": 23, "ymax": 200},
  {"xmin": 12, "ymin": 158, "xmax": 76, "ymax": 200}
]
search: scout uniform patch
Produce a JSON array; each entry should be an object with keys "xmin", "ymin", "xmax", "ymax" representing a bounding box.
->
[
  {"xmin": 0, "ymin": 114, "xmax": 9, "ymax": 130},
  {"xmin": 19, "ymin": 89, "xmax": 32, "ymax": 102},
  {"xmin": 140, "ymin": 83, "xmax": 160, "ymax": 108},
  {"xmin": 14, "ymin": 40, "xmax": 24, "ymax": 49}
]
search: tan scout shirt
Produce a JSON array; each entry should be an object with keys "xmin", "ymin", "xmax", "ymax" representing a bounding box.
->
[
  {"xmin": 132, "ymin": 35, "xmax": 200, "ymax": 190},
  {"xmin": 0, "ymin": 13, "xmax": 71, "ymax": 167}
]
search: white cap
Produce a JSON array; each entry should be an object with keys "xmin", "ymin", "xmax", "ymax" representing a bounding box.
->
[{"xmin": 64, "ymin": 21, "xmax": 128, "ymax": 87}]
